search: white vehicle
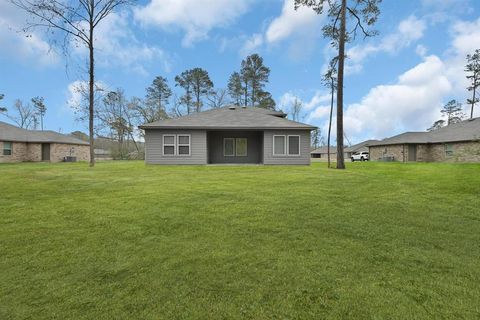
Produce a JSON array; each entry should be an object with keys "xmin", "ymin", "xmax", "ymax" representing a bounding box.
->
[{"xmin": 351, "ymin": 151, "xmax": 369, "ymax": 162}]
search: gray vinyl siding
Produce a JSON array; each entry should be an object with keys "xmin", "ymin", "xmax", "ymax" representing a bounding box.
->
[
  {"xmin": 207, "ymin": 131, "xmax": 263, "ymax": 164},
  {"xmin": 145, "ymin": 129, "xmax": 207, "ymax": 164},
  {"xmin": 263, "ymin": 130, "xmax": 311, "ymax": 165}
]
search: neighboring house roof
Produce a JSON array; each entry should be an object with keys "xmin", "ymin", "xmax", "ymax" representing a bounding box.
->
[
  {"xmin": 311, "ymin": 146, "xmax": 338, "ymax": 154},
  {"xmin": 0, "ymin": 121, "xmax": 89, "ymax": 145},
  {"xmin": 139, "ymin": 106, "xmax": 315, "ymax": 130},
  {"xmin": 345, "ymin": 140, "xmax": 379, "ymax": 152},
  {"xmin": 368, "ymin": 117, "xmax": 480, "ymax": 146}
]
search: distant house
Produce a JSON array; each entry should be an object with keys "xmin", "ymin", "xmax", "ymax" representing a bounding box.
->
[
  {"xmin": 0, "ymin": 121, "xmax": 90, "ymax": 163},
  {"xmin": 368, "ymin": 118, "xmax": 480, "ymax": 162},
  {"xmin": 311, "ymin": 140, "xmax": 378, "ymax": 161},
  {"xmin": 139, "ymin": 106, "xmax": 316, "ymax": 165}
]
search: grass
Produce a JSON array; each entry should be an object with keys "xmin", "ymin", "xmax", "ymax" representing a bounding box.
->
[{"xmin": 1, "ymin": 161, "xmax": 480, "ymax": 319}]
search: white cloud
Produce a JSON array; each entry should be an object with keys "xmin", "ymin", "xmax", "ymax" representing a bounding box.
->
[
  {"xmin": 0, "ymin": 2, "xmax": 58, "ymax": 66},
  {"xmin": 71, "ymin": 12, "xmax": 170, "ymax": 75},
  {"xmin": 265, "ymin": 0, "xmax": 322, "ymax": 44},
  {"xmin": 240, "ymin": 33, "xmax": 264, "ymax": 57},
  {"xmin": 134, "ymin": 0, "xmax": 251, "ymax": 46},
  {"xmin": 343, "ymin": 55, "xmax": 452, "ymax": 139},
  {"xmin": 346, "ymin": 15, "xmax": 427, "ymax": 73}
]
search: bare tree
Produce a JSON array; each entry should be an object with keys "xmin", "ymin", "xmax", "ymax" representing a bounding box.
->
[
  {"xmin": 295, "ymin": 0, "xmax": 382, "ymax": 169},
  {"xmin": 0, "ymin": 99, "xmax": 36, "ymax": 129},
  {"xmin": 207, "ymin": 88, "xmax": 228, "ymax": 109},
  {"xmin": 289, "ymin": 97, "xmax": 304, "ymax": 122},
  {"xmin": 10, "ymin": 0, "xmax": 133, "ymax": 166}
]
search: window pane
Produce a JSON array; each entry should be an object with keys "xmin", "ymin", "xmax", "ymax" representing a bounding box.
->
[
  {"xmin": 178, "ymin": 146, "xmax": 190, "ymax": 155},
  {"xmin": 178, "ymin": 135, "xmax": 190, "ymax": 145},
  {"xmin": 3, "ymin": 142, "xmax": 12, "ymax": 155},
  {"xmin": 163, "ymin": 146, "xmax": 175, "ymax": 155},
  {"xmin": 236, "ymin": 138, "xmax": 247, "ymax": 156},
  {"xmin": 274, "ymin": 136, "xmax": 285, "ymax": 155},
  {"xmin": 164, "ymin": 136, "xmax": 175, "ymax": 145},
  {"xmin": 224, "ymin": 138, "xmax": 234, "ymax": 156},
  {"xmin": 288, "ymin": 136, "xmax": 300, "ymax": 155}
]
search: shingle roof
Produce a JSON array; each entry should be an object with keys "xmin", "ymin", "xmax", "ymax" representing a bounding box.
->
[
  {"xmin": 139, "ymin": 106, "xmax": 315, "ymax": 130},
  {"xmin": 368, "ymin": 117, "xmax": 480, "ymax": 146},
  {"xmin": 311, "ymin": 146, "xmax": 337, "ymax": 154},
  {"xmin": 0, "ymin": 121, "xmax": 89, "ymax": 145},
  {"xmin": 345, "ymin": 140, "xmax": 379, "ymax": 152}
]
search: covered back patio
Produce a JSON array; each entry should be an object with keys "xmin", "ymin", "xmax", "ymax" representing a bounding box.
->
[{"xmin": 207, "ymin": 130, "xmax": 264, "ymax": 164}]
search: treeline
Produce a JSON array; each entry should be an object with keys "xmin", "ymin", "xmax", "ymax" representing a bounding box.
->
[{"xmin": 68, "ymin": 53, "xmax": 276, "ymax": 159}]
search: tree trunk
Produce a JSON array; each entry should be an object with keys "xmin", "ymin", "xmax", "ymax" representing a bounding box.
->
[
  {"xmin": 336, "ymin": 0, "xmax": 347, "ymax": 169},
  {"xmin": 471, "ymin": 78, "xmax": 477, "ymax": 119},
  {"xmin": 327, "ymin": 78, "xmax": 334, "ymax": 169},
  {"xmin": 88, "ymin": 26, "xmax": 95, "ymax": 167}
]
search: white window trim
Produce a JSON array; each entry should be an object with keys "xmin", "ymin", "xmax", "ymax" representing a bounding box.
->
[
  {"xmin": 177, "ymin": 134, "xmax": 191, "ymax": 157},
  {"xmin": 273, "ymin": 135, "xmax": 287, "ymax": 156},
  {"xmin": 3, "ymin": 141, "xmax": 12, "ymax": 156},
  {"xmin": 235, "ymin": 138, "xmax": 248, "ymax": 157},
  {"xmin": 223, "ymin": 138, "xmax": 235, "ymax": 157},
  {"xmin": 162, "ymin": 134, "xmax": 176, "ymax": 156},
  {"xmin": 287, "ymin": 135, "xmax": 301, "ymax": 156}
]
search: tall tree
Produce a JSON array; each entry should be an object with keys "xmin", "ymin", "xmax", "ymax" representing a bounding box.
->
[
  {"xmin": 31, "ymin": 96, "xmax": 47, "ymax": 130},
  {"xmin": 295, "ymin": 0, "xmax": 382, "ymax": 169},
  {"xmin": 427, "ymin": 119, "xmax": 446, "ymax": 132},
  {"xmin": 145, "ymin": 76, "xmax": 171, "ymax": 121},
  {"xmin": 441, "ymin": 100, "xmax": 464, "ymax": 125},
  {"xmin": 0, "ymin": 99, "xmax": 36, "ymax": 129},
  {"xmin": 240, "ymin": 54, "xmax": 270, "ymax": 106},
  {"xmin": 227, "ymin": 72, "xmax": 244, "ymax": 106},
  {"xmin": 257, "ymin": 91, "xmax": 276, "ymax": 110},
  {"xmin": 174, "ymin": 71, "xmax": 194, "ymax": 114},
  {"xmin": 10, "ymin": 0, "xmax": 133, "ymax": 167},
  {"xmin": 175, "ymin": 68, "xmax": 213, "ymax": 113},
  {"xmin": 323, "ymin": 57, "xmax": 338, "ymax": 169},
  {"xmin": 465, "ymin": 49, "xmax": 480, "ymax": 119}
]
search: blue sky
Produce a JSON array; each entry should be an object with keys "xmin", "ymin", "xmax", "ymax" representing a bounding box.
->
[{"xmin": 0, "ymin": 0, "xmax": 479, "ymax": 143}]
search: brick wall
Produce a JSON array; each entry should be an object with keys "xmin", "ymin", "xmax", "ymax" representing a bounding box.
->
[
  {"xmin": 371, "ymin": 141, "xmax": 480, "ymax": 163},
  {"xmin": 369, "ymin": 144, "xmax": 406, "ymax": 162},
  {"xmin": 0, "ymin": 141, "xmax": 90, "ymax": 163},
  {"xmin": 0, "ymin": 141, "xmax": 27, "ymax": 163},
  {"xmin": 50, "ymin": 143, "xmax": 90, "ymax": 162}
]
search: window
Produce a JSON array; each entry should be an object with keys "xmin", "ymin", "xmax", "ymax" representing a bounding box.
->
[
  {"xmin": 177, "ymin": 135, "xmax": 191, "ymax": 156},
  {"xmin": 224, "ymin": 138, "xmax": 235, "ymax": 156},
  {"xmin": 273, "ymin": 135, "xmax": 301, "ymax": 156},
  {"xmin": 273, "ymin": 135, "xmax": 286, "ymax": 155},
  {"xmin": 288, "ymin": 135, "xmax": 300, "ymax": 155},
  {"xmin": 445, "ymin": 144, "xmax": 454, "ymax": 157},
  {"xmin": 3, "ymin": 142, "xmax": 12, "ymax": 156},
  {"xmin": 163, "ymin": 135, "xmax": 176, "ymax": 155},
  {"xmin": 235, "ymin": 138, "xmax": 247, "ymax": 156}
]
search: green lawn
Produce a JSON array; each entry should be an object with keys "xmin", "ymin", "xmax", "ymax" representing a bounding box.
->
[{"xmin": 1, "ymin": 161, "xmax": 479, "ymax": 319}]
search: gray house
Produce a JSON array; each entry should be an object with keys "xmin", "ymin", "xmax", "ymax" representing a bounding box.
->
[{"xmin": 139, "ymin": 106, "xmax": 316, "ymax": 165}]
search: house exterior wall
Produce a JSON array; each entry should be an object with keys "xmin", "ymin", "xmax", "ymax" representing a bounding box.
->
[
  {"xmin": 144, "ymin": 129, "xmax": 207, "ymax": 164},
  {"xmin": 263, "ymin": 130, "xmax": 311, "ymax": 165},
  {"xmin": 0, "ymin": 141, "xmax": 27, "ymax": 163},
  {"xmin": 50, "ymin": 143, "xmax": 90, "ymax": 162},
  {"xmin": 371, "ymin": 141, "xmax": 480, "ymax": 163},
  {"xmin": 369, "ymin": 144, "xmax": 406, "ymax": 162},
  {"xmin": 207, "ymin": 131, "xmax": 263, "ymax": 164},
  {"xmin": 0, "ymin": 141, "xmax": 89, "ymax": 163}
]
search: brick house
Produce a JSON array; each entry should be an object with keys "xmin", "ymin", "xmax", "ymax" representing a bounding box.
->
[
  {"xmin": 0, "ymin": 121, "xmax": 90, "ymax": 163},
  {"xmin": 368, "ymin": 118, "xmax": 480, "ymax": 162}
]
